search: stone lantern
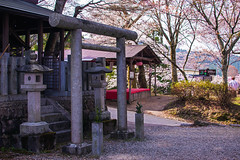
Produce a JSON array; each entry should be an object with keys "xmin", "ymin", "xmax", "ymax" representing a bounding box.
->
[
  {"xmin": 17, "ymin": 52, "xmax": 53, "ymax": 152},
  {"xmin": 86, "ymin": 58, "xmax": 112, "ymax": 121}
]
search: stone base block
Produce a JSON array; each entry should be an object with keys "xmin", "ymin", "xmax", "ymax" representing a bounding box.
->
[
  {"xmin": 100, "ymin": 111, "xmax": 111, "ymax": 120},
  {"xmin": 110, "ymin": 130, "xmax": 134, "ymax": 140},
  {"xmin": 89, "ymin": 111, "xmax": 111, "ymax": 121},
  {"xmin": 103, "ymin": 119, "xmax": 117, "ymax": 135},
  {"xmin": 62, "ymin": 143, "xmax": 92, "ymax": 155},
  {"xmin": 92, "ymin": 122, "xmax": 103, "ymax": 157},
  {"xmin": 21, "ymin": 132, "xmax": 56, "ymax": 153},
  {"xmin": 135, "ymin": 113, "xmax": 144, "ymax": 140},
  {"xmin": 20, "ymin": 122, "xmax": 50, "ymax": 136}
]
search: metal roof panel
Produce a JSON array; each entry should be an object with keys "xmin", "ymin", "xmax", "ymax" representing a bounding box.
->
[{"xmin": 0, "ymin": 0, "xmax": 54, "ymax": 18}]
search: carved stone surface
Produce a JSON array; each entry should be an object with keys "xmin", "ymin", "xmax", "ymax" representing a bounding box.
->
[
  {"xmin": 62, "ymin": 143, "xmax": 92, "ymax": 155},
  {"xmin": 92, "ymin": 122, "xmax": 103, "ymax": 157},
  {"xmin": 135, "ymin": 113, "xmax": 144, "ymax": 140},
  {"xmin": 20, "ymin": 122, "xmax": 50, "ymax": 136}
]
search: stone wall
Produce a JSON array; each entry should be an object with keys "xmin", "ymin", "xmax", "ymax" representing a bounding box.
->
[
  {"xmin": 83, "ymin": 91, "xmax": 95, "ymax": 132},
  {"xmin": 56, "ymin": 91, "xmax": 95, "ymax": 133},
  {"xmin": 0, "ymin": 91, "xmax": 95, "ymax": 147},
  {"xmin": 0, "ymin": 53, "xmax": 26, "ymax": 96},
  {"xmin": 0, "ymin": 101, "xmax": 27, "ymax": 148}
]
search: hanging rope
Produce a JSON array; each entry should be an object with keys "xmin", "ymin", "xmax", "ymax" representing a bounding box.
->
[{"xmin": 0, "ymin": 44, "xmax": 10, "ymax": 60}]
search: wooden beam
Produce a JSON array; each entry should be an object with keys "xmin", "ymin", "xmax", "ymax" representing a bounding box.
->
[
  {"xmin": 15, "ymin": 27, "xmax": 63, "ymax": 35},
  {"xmin": 25, "ymin": 29, "xmax": 30, "ymax": 49},
  {"xmin": 38, "ymin": 20, "xmax": 43, "ymax": 64},
  {"xmin": 2, "ymin": 13, "xmax": 9, "ymax": 52},
  {"xmin": 60, "ymin": 29, "xmax": 65, "ymax": 61},
  {"xmin": 82, "ymin": 43, "xmax": 121, "ymax": 52},
  {"xmin": 132, "ymin": 56, "xmax": 153, "ymax": 62},
  {"xmin": 49, "ymin": 13, "xmax": 138, "ymax": 41},
  {"xmin": 9, "ymin": 28, "xmax": 27, "ymax": 47}
]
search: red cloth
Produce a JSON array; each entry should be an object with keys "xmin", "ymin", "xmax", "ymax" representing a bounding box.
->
[{"xmin": 106, "ymin": 88, "xmax": 150, "ymax": 100}]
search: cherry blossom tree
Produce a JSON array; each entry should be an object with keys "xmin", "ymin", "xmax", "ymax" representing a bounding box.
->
[
  {"xmin": 189, "ymin": 0, "xmax": 240, "ymax": 84},
  {"xmin": 138, "ymin": 0, "xmax": 198, "ymax": 82}
]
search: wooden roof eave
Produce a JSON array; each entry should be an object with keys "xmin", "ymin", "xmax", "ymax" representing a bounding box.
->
[{"xmin": 0, "ymin": 0, "xmax": 54, "ymax": 20}]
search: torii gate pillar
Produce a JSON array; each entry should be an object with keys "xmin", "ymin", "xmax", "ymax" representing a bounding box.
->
[
  {"xmin": 111, "ymin": 37, "xmax": 134, "ymax": 139},
  {"xmin": 62, "ymin": 29, "xmax": 91, "ymax": 155}
]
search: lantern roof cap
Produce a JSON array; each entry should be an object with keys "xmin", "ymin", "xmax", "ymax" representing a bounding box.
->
[
  {"xmin": 85, "ymin": 66, "xmax": 112, "ymax": 74},
  {"xmin": 17, "ymin": 52, "xmax": 53, "ymax": 73}
]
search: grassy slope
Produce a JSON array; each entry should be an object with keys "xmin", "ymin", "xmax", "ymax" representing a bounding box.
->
[{"xmin": 163, "ymin": 98, "xmax": 240, "ymax": 125}]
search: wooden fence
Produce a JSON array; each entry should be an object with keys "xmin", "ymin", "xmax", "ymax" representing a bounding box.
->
[
  {"xmin": 0, "ymin": 52, "xmax": 104, "ymax": 97},
  {"xmin": 0, "ymin": 53, "xmax": 26, "ymax": 96},
  {"xmin": 42, "ymin": 55, "xmax": 97, "ymax": 96}
]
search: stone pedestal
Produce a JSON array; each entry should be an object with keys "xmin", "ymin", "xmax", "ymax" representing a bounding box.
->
[
  {"xmin": 89, "ymin": 111, "xmax": 111, "ymax": 121},
  {"xmin": 94, "ymin": 87, "xmax": 105, "ymax": 111},
  {"xmin": 103, "ymin": 119, "xmax": 117, "ymax": 135},
  {"xmin": 92, "ymin": 122, "xmax": 103, "ymax": 157},
  {"xmin": 20, "ymin": 122, "xmax": 50, "ymax": 135},
  {"xmin": 21, "ymin": 84, "xmax": 46, "ymax": 122},
  {"xmin": 20, "ymin": 122, "xmax": 55, "ymax": 152},
  {"xmin": 135, "ymin": 113, "xmax": 144, "ymax": 140},
  {"xmin": 62, "ymin": 143, "xmax": 92, "ymax": 155}
]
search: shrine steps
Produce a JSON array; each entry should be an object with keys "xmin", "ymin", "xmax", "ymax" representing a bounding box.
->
[{"xmin": 41, "ymin": 98, "xmax": 71, "ymax": 143}]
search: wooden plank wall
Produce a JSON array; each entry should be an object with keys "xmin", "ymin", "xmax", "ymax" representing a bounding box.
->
[{"xmin": 0, "ymin": 53, "xmax": 26, "ymax": 96}]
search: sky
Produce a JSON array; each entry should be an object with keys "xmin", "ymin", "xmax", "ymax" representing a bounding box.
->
[{"xmin": 39, "ymin": 0, "xmax": 93, "ymax": 16}]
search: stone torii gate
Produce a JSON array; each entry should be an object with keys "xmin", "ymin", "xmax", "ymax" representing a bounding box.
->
[{"xmin": 49, "ymin": 13, "xmax": 137, "ymax": 154}]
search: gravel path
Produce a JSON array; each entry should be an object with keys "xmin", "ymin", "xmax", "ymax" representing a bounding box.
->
[
  {"xmin": 108, "ymin": 107, "xmax": 189, "ymax": 126},
  {"xmin": 9, "ymin": 124, "xmax": 240, "ymax": 160},
  {"xmin": 4, "ymin": 95, "xmax": 240, "ymax": 160}
]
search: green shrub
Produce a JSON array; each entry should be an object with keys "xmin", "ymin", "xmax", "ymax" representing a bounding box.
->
[
  {"xmin": 171, "ymin": 80, "xmax": 192, "ymax": 100},
  {"xmin": 171, "ymin": 81, "xmax": 232, "ymax": 106},
  {"xmin": 136, "ymin": 102, "xmax": 143, "ymax": 113},
  {"xmin": 211, "ymin": 83, "xmax": 231, "ymax": 107}
]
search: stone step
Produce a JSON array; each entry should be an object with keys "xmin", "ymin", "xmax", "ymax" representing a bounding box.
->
[
  {"xmin": 55, "ymin": 129, "xmax": 71, "ymax": 143},
  {"xmin": 41, "ymin": 105, "xmax": 58, "ymax": 114},
  {"xmin": 49, "ymin": 120, "xmax": 71, "ymax": 132},
  {"xmin": 41, "ymin": 113, "xmax": 66, "ymax": 123}
]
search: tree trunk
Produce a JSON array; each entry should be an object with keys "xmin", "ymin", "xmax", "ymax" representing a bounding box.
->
[
  {"xmin": 170, "ymin": 46, "xmax": 178, "ymax": 83},
  {"xmin": 138, "ymin": 65, "xmax": 147, "ymax": 88},
  {"xmin": 44, "ymin": 0, "xmax": 67, "ymax": 56},
  {"xmin": 221, "ymin": 52, "xmax": 229, "ymax": 84},
  {"xmin": 45, "ymin": 33, "xmax": 59, "ymax": 56},
  {"xmin": 132, "ymin": 65, "xmax": 137, "ymax": 88}
]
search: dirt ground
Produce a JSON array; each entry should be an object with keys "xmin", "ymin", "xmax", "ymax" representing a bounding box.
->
[{"xmin": 106, "ymin": 94, "xmax": 178, "ymax": 113}]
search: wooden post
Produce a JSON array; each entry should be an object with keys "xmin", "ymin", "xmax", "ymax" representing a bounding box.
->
[
  {"xmin": 9, "ymin": 57, "xmax": 18, "ymax": 94},
  {"xmin": 19, "ymin": 57, "xmax": 26, "ymax": 94},
  {"xmin": 2, "ymin": 13, "xmax": 9, "ymax": 52},
  {"xmin": 149, "ymin": 64, "xmax": 152, "ymax": 92},
  {"xmin": 0, "ymin": 53, "xmax": 10, "ymax": 95},
  {"xmin": 38, "ymin": 20, "xmax": 43, "ymax": 64},
  {"xmin": 67, "ymin": 55, "xmax": 71, "ymax": 92},
  {"xmin": 154, "ymin": 65, "xmax": 157, "ymax": 96},
  {"xmin": 25, "ymin": 30, "xmax": 30, "ymax": 50},
  {"xmin": 117, "ymin": 37, "xmax": 127, "ymax": 131},
  {"xmin": 71, "ymin": 29, "xmax": 83, "ymax": 144},
  {"xmin": 128, "ymin": 59, "xmax": 133, "ymax": 104},
  {"xmin": 60, "ymin": 29, "xmax": 65, "ymax": 61}
]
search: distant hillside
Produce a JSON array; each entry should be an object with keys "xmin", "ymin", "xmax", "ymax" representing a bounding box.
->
[{"xmin": 176, "ymin": 49, "xmax": 240, "ymax": 75}]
